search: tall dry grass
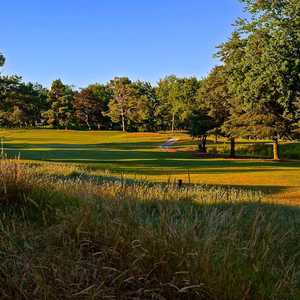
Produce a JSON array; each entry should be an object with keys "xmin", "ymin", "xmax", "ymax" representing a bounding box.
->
[
  {"xmin": 0, "ymin": 159, "xmax": 299, "ymax": 299},
  {"xmin": 0, "ymin": 159, "xmax": 32, "ymax": 205}
]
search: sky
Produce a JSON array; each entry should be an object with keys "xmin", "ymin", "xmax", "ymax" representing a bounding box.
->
[{"xmin": 1, "ymin": 0, "xmax": 245, "ymax": 88}]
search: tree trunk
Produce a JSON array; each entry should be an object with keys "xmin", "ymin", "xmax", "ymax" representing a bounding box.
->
[
  {"xmin": 230, "ymin": 137, "xmax": 235, "ymax": 158},
  {"xmin": 171, "ymin": 111, "xmax": 175, "ymax": 134},
  {"xmin": 202, "ymin": 136, "xmax": 207, "ymax": 153},
  {"xmin": 85, "ymin": 114, "xmax": 91, "ymax": 130},
  {"xmin": 121, "ymin": 107, "xmax": 125, "ymax": 132},
  {"xmin": 273, "ymin": 138, "xmax": 280, "ymax": 160},
  {"xmin": 198, "ymin": 136, "xmax": 207, "ymax": 153},
  {"xmin": 215, "ymin": 134, "xmax": 218, "ymax": 144}
]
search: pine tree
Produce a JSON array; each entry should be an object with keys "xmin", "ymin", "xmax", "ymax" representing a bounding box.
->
[{"xmin": 43, "ymin": 79, "xmax": 75, "ymax": 129}]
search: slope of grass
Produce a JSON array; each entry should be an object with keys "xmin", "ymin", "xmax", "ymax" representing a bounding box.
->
[{"xmin": 1, "ymin": 159, "xmax": 300, "ymax": 299}]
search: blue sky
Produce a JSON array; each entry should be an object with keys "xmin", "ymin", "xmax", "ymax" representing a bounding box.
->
[{"xmin": 1, "ymin": 0, "xmax": 245, "ymax": 88}]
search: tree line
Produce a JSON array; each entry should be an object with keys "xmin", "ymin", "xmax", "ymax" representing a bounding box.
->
[
  {"xmin": 0, "ymin": 71, "xmax": 201, "ymax": 132},
  {"xmin": 1, "ymin": 0, "xmax": 299, "ymax": 160}
]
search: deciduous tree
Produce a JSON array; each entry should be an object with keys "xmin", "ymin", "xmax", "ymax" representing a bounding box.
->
[
  {"xmin": 196, "ymin": 66, "xmax": 236, "ymax": 156},
  {"xmin": 108, "ymin": 77, "xmax": 141, "ymax": 132},
  {"xmin": 74, "ymin": 84, "xmax": 111, "ymax": 130},
  {"xmin": 218, "ymin": 0, "xmax": 300, "ymax": 160},
  {"xmin": 156, "ymin": 76, "xmax": 200, "ymax": 132},
  {"xmin": 189, "ymin": 110, "xmax": 215, "ymax": 153}
]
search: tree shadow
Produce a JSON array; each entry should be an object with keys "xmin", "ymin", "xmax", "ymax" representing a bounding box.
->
[{"xmin": 4, "ymin": 141, "xmax": 300, "ymax": 176}]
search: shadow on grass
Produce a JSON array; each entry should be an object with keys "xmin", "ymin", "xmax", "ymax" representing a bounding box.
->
[
  {"xmin": 45, "ymin": 169, "xmax": 288, "ymax": 202},
  {"xmin": 4, "ymin": 142, "xmax": 300, "ymax": 170},
  {"xmin": 3, "ymin": 141, "xmax": 166, "ymax": 150}
]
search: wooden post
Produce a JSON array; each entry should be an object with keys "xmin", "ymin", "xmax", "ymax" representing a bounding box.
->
[
  {"xmin": 178, "ymin": 179, "xmax": 183, "ymax": 188},
  {"xmin": 187, "ymin": 171, "xmax": 191, "ymax": 184}
]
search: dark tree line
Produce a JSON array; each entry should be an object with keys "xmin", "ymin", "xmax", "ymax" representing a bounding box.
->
[{"xmin": 0, "ymin": 0, "xmax": 299, "ymax": 160}]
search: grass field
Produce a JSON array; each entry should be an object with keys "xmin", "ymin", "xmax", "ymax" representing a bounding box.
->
[
  {"xmin": 1, "ymin": 129, "xmax": 300, "ymax": 204},
  {"xmin": 1, "ymin": 130, "xmax": 300, "ymax": 298},
  {"xmin": 1, "ymin": 159, "xmax": 300, "ymax": 299}
]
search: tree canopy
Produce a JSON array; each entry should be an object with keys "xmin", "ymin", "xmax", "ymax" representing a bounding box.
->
[
  {"xmin": 217, "ymin": 0, "xmax": 300, "ymax": 159},
  {"xmin": 42, "ymin": 79, "xmax": 76, "ymax": 129}
]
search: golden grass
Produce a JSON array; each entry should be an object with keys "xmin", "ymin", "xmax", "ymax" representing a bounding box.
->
[{"xmin": 1, "ymin": 159, "xmax": 300, "ymax": 299}]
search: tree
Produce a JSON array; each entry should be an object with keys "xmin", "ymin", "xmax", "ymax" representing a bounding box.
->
[
  {"xmin": 0, "ymin": 75, "xmax": 48, "ymax": 127},
  {"xmin": 218, "ymin": 0, "xmax": 300, "ymax": 160},
  {"xmin": 85, "ymin": 83, "xmax": 112, "ymax": 129},
  {"xmin": 196, "ymin": 66, "xmax": 236, "ymax": 157},
  {"xmin": 156, "ymin": 76, "xmax": 183, "ymax": 133},
  {"xmin": 74, "ymin": 84, "xmax": 111, "ymax": 130},
  {"xmin": 108, "ymin": 77, "xmax": 139, "ymax": 132},
  {"xmin": 0, "ymin": 75, "xmax": 21, "ymax": 127},
  {"xmin": 0, "ymin": 52, "xmax": 4, "ymax": 68},
  {"xmin": 43, "ymin": 79, "xmax": 75, "ymax": 129},
  {"xmin": 16, "ymin": 82, "xmax": 48, "ymax": 126},
  {"xmin": 189, "ymin": 110, "xmax": 215, "ymax": 153},
  {"xmin": 177, "ymin": 77, "xmax": 202, "ymax": 129},
  {"xmin": 131, "ymin": 81, "xmax": 158, "ymax": 131},
  {"xmin": 156, "ymin": 76, "xmax": 201, "ymax": 132}
]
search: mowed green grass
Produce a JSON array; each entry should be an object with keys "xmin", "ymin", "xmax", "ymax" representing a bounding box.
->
[{"xmin": 1, "ymin": 129, "xmax": 300, "ymax": 203}]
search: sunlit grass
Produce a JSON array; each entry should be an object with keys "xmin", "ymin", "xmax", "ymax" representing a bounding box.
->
[{"xmin": 1, "ymin": 129, "xmax": 300, "ymax": 204}]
